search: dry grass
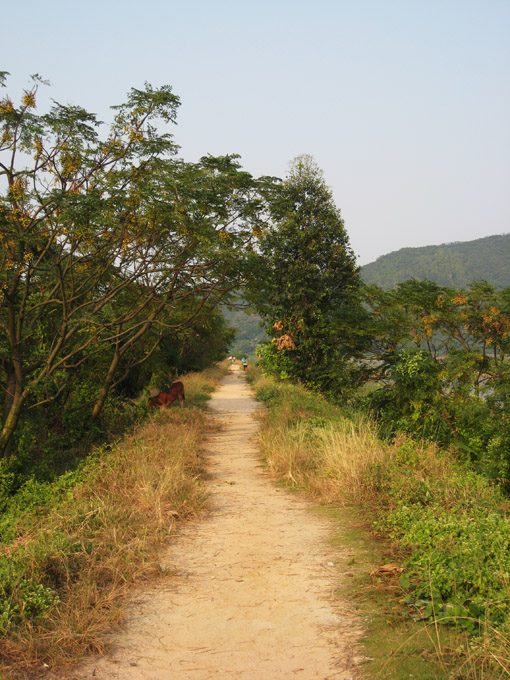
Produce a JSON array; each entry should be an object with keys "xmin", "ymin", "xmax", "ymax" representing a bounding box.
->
[
  {"xmin": 259, "ymin": 413, "xmax": 386, "ymax": 504},
  {"xmin": 309, "ymin": 419, "xmax": 386, "ymax": 504},
  {"xmin": 253, "ymin": 374, "xmax": 510, "ymax": 679},
  {"xmin": 181, "ymin": 364, "xmax": 229, "ymax": 404},
  {"xmin": 0, "ymin": 370, "xmax": 224, "ymax": 679}
]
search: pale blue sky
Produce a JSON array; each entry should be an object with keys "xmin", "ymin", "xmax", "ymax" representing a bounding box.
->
[{"xmin": 2, "ymin": 0, "xmax": 509, "ymax": 264}]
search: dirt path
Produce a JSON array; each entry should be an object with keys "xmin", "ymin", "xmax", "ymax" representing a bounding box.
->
[{"xmin": 75, "ymin": 366, "xmax": 364, "ymax": 679}]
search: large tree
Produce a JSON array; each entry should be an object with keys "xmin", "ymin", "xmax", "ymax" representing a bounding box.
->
[
  {"xmin": 0, "ymin": 75, "xmax": 181, "ymax": 454},
  {"xmin": 248, "ymin": 155, "xmax": 363, "ymax": 394},
  {"xmin": 88, "ymin": 153, "xmax": 266, "ymax": 420},
  {"xmin": 0, "ymin": 74, "xmax": 265, "ymax": 456}
]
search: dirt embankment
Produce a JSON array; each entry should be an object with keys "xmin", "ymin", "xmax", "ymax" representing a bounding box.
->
[{"xmin": 74, "ymin": 366, "xmax": 364, "ymax": 679}]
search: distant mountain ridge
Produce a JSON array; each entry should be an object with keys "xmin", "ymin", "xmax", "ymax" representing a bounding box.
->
[{"xmin": 361, "ymin": 234, "xmax": 510, "ymax": 289}]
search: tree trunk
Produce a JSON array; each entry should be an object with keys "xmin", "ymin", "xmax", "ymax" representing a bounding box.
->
[
  {"xmin": 3, "ymin": 367, "xmax": 16, "ymax": 426},
  {"xmin": 90, "ymin": 351, "xmax": 121, "ymax": 422},
  {"xmin": 1, "ymin": 367, "xmax": 17, "ymax": 458},
  {"xmin": 0, "ymin": 387, "xmax": 26, "ymax": 458}
]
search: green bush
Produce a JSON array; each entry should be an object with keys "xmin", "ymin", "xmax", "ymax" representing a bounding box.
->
[
  {"xmin": 368, "ymin": 348, "xmax": 452, "ymax": 444},
  {"xmin": 0, "ymin": 577, "xmax": 59, "ymax": 633},
  {"xmin": 389, "ymin": 504, "xmax": 510, "ymax": 631},
  {"xmin": 255, "ymin": 382, "xmax": 282, "ymax": 403},
  {"xmin": 367, "ymin": 441, "xmax": 510, "ymax": 633},
  {"xmin": 366, "ymin": 346, "xmax": 510, "ymax": 492}
]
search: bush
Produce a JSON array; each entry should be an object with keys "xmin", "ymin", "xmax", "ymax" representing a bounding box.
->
[{"xmin": 367, "ymin": 348, "xmax": 452, "ymax": 444}]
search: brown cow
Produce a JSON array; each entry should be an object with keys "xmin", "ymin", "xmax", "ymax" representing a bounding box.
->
[{"xmin": 148, "ymin": 381, "xmax": 185, "ymax": 409}]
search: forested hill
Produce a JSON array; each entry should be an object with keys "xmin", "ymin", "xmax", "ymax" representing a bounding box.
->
[
  {"xmin": 361, "ymin": 233, "xmax": 510, "ymax": 289},
  {"xmin": 223, "ymin": 304, "xmax": 266, "ymax": 357}
]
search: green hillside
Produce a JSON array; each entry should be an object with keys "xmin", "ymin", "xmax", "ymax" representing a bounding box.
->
[
  {"xmin": 361, "ymin": 233, "xmax": 510, "ymax": 289},
  {"xmin": 223, "ymin": 304, "xmax": 266, "ymax": 357}
]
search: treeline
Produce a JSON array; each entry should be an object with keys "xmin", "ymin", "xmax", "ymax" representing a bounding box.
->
[
  {"xmin": 2, "ymin": 72, "xmax": 510, "ymax": 499},
  {"xmin": 362, "ymin": 279, "xmax": 510, "ymax": 486},
  {"xmin": 0, "ymin": 74, "xmax": 272, "ymax": 489},
  {"xmin": 242, "ymin": 159, "xmax": 510, "ymax": 490},
  {"xmin": 361, "ymin": 233, "xmax": 510, "ymax": 289},
  {"xmin": 258, "ymin": 273, "xmax": 510, "ymax": 489}
]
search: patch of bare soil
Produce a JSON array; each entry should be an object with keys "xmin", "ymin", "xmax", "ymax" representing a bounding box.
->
[{"xmin": 73, "ymin": 366, "xmax": 364, "ymax": 679}]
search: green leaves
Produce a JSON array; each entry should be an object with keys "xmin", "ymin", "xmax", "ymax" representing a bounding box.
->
[
  {"xmin": 247, "ymin": 155, "xmax": 362, "ymax": 396},
  {"xmin": 364, "ymin": 277, "xmax": 510, "ymax": 485},
  {"xmin": 0, "ymin": 77, "xmax": 268, "ymax": 454},
  {"xmin": 388, "ymin": 503, "xmax": 510, "ymax": 629}
]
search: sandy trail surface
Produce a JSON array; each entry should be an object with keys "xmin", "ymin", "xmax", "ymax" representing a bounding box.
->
[{"xmin": 74, "ymin": 366, "xmax": 363, "ymax": 679}]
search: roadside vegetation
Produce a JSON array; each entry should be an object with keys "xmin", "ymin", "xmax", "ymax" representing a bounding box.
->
[
  {"xmin": 0, "ymin": 72, "xmax": 265, "ymax": 469},
  {"xmin": 0, "ymin": 75, "xmax": 256, "ymax": 680},
  {"xmin": 249, "ymin": 367, "xmax": 510, "ymax": 679},
  {"xmin": 361, "ymin": 279, "xmax": 510, "ymax": 490},
  {"xmin": 0, "ymin": 366, "xmax": 226, "ymax": 679},
  {"xmin": 3, "ymin": 72, "xmax": 510, "ymax": 679}
]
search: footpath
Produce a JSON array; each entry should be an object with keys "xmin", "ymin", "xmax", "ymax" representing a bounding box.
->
[{"xmin": 74, "ymin": 366, "xmax": 363, "ymax": 679}]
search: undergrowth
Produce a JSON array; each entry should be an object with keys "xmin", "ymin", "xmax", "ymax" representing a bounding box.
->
[
  {"xmin": 251, "ymin": 369, "xmax": 510, "ymax": 679},
  {"xmin": 0, "ymin": 365, "xmax": 226, "ymax": 679}
]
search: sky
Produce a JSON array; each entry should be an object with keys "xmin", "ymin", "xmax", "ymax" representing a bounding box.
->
[{"xmin": 2, "ymin": 0, "xmax": 509, "ymax": 265}]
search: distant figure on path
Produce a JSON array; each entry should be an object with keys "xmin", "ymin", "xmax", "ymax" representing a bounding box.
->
[{"xmin": 241, "ymin": 356, "xmax": 248, "ymax": 371}]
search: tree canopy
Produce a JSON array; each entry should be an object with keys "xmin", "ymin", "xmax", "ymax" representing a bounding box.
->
[
  {"xmin": 0, "ymin": 75, "xmax": 268, "ymax": 456},
  {"xmin": 247, "ymin": 155, "xmax": 364, "ymax": 394}
]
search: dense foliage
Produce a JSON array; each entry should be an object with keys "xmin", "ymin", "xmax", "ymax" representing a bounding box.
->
[
  {"xmin": 362, "ymin": 233, "xmax": 510, "ymax": 289},
  {"xmin": 0, "ymin": 74, "xmax": 268, "ymax": 484},
  {"xmin": 247, "ymin": 155, "xmax": 364, "ymax": 396},
  {"xmin": 363, "ymin": 279, "xmax": 510, "ymax": 487}
]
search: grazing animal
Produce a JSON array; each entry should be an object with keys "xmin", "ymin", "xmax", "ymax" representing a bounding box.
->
[{"xmin": 148, "ymin": 381, "xmax": 185, "ymax": 409}]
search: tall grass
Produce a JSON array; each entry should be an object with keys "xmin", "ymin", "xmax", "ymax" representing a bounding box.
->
[
  {"xmin": 253, "ymin": 373, "xmax": 510, "ymax": 679},
  {"xmin": 0, "ymin": 368, "xmax": 225, "ymax": 679}
]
